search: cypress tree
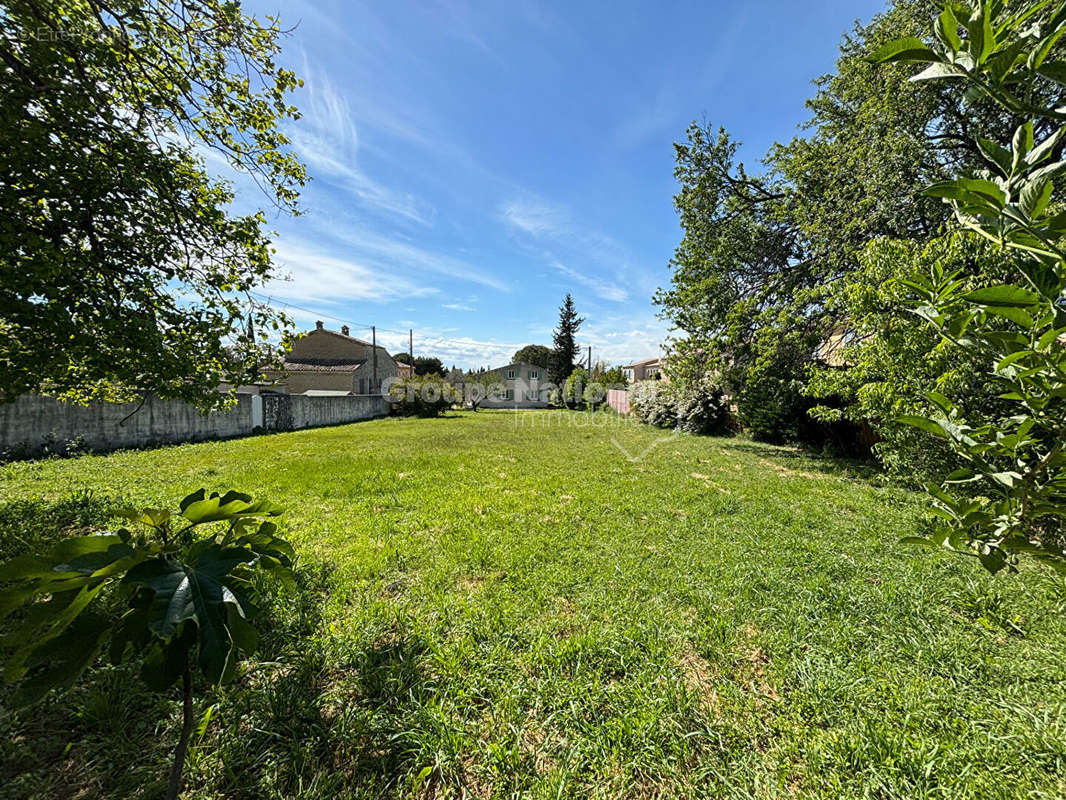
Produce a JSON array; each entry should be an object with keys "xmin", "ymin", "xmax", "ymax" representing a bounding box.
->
[{"xmin": 550, "ymin": 294, "xmax": 584, "ymax": 385}]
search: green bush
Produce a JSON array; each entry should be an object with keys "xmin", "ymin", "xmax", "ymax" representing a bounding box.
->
[
  {"xmin": 0, "ymin": 489, "xmax": 296, "ymax": 799},
  {"xmin": 629, "ymin": 380, "xmax": 679, "ymax": 428},
  {"xmin": 387, "ymin": 377, "xmax": 455, "ymax": 417},
  {"xmin": 674, "ymin": 375, "xmax": 731, "ymax": 435},
  {"xmin": 808, "ymin": 233, "xmax": 1016, "ymax": 480}
]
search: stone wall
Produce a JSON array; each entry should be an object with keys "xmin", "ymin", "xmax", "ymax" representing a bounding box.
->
[{"xmin": 0, "ymin": 393, "xmax": 389, "ymax": 458}]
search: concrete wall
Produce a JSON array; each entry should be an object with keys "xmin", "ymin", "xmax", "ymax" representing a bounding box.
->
[
  {"xmin": 607, "ymin": 388, "xmax": 630, "ymax": 415},
  {"xmin": 286, "ymin": 394, "xmax": 388, "ymax": 430},
  {"xmin": 0, "ymin": 393, "xmax": 388, "ymax": 458}
]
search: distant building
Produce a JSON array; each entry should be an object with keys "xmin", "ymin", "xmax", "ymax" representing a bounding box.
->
[
  {"xmin": 264, "ymin": 321, "xmax": 399, "ymax": 395},
  {"xmin": 622, "ymin": 357, "xmax": 665, "ymax": 382},
  {"xmin": 479, "ymin": 361, "xmax": 552, "ymax": 408}
]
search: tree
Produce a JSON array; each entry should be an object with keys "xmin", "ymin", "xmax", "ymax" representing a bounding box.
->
[
  {"xmin": 563, "ymin": 366, "xmax": 587, "ymax": 409},
  {"xmin": 601, "ymin": 365, "xmax": 628, "ymax": 387},
  {"xmin": 871, "ymin": 0, "xmax": 1066, "ymax": 574},
  {"xmin": 655, "ymin": 0, "xmax": 1027, "ymax": 443},
  {"xmin": 394, "ymin": 353, "xmax": 445, "ymax": 376},
  {"xmin": 0, "ymin": 0, "xmax": 307, "ymax": 410},
  {"xmin": 550, "ymin": 294, "xmax": 584, "ymax": 385},
  {"xmin": 512, "ymin": 344, "xmax": 553, "ymax": 368}
]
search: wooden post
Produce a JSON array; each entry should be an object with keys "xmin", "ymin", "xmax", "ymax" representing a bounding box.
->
[{"xmin": 372, "ymin": 325, "xmax": 378, "ymax": 394}]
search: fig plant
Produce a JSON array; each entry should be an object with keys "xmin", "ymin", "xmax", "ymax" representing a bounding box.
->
[{"xmin": 0, "ymin": 489, "xmax": 295, "ymax": 800}]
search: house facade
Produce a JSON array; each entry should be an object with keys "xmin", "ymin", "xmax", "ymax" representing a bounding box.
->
[
  {"xmin": 264, "ymin": 322, "xmax": 400, "ymax": 395},
  {"xmin": 622, "ymin": 357, "xmax": 665, "ymax": 382},
  {"xmin": 479, "ymin": 361, "xmax": 552, "ymax": 408}
]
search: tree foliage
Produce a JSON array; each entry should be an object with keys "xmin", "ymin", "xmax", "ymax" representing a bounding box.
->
[
  {"xmin": 395, "ymin": 353, "xmax": 446, "ymax": 376},
  {"xmin": 0, "ymin": 489, "xmax": 295, "ymax": 797},
  {"xmin": 512, "ymin": 344, "xmax": 553, "ymax": 368},
  {"xmin": 550, "ymin": 294, "xmax": 584, "ymax": 385},
  {"xmin": 655, "ymin": 0, "xmax": 1024, "ymax": 443},
  {"xmin": 0, "ymin": 0, "xmax": 306, "ymax": 409},
  {"xmin": 873, "ymin": 0, "xmax": 1066, "ymax": 573}
]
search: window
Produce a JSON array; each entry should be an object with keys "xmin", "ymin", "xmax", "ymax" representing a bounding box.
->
[
  {"xmin": 505, "ymin": 388, "xmax": 514, "ymax": 400},
  {"xmin": 525, "ymin": 390, "xmax": 536, "ymax": 401},
  {"xmin": 507, "ymin": 368, "xmax": 516, "ymax": 379},
  {"xmin": 529, "ymin": 369, "xmax": 539, "ymax": 379}
]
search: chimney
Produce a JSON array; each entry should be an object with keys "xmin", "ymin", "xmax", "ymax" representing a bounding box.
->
[
  {"xmin": 315, "ymin": 320, "xmax": 324, "ymax": 330},
  {"xmin": 341, "ymin": 325, "xmax": 350, "ymax": 336}
]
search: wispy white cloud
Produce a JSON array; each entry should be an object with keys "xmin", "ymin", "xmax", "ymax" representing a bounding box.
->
[
  {"xmin": 290, "ymin": 59, "xmax": 434, "ymax": 225},
  {"xmin": 551, "ymin": 261, "xmax": 628, "ymax": 303},
  {"xmin": 376, "ymin": 327, "xmax": 521, "ymax": 369},
  {"xmin": 264, "ymin": 239, "xmax": 439, "ymax": 305},
  {"xmin": 442, "ymin": 302, "xmax": 476, "ymax": 311},
  {"xmin": 501, "ymin": 198, "xmax": 632, "ymax": 302},
  {"xmin": 321, "ymin": 221, "xmax": 510, "ymax": 292}
]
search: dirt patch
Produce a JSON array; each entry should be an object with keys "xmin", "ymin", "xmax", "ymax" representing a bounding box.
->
[
  {"xmin": 677, "ymin": 645, "xmax": 721, "ymax": 715},
  {"xmin": 735, "ymin": 624, "xmax": 779, "ymax": 701},
  {"xmin": 757, "ymin": 458, "xmax": 821, "ymax": 481},
  {"xmin": 457, "ymin": 574, "xmax": 485, "ymax": 593}
]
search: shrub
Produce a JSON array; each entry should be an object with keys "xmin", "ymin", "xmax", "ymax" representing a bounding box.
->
[
  {"xmin": 387, "ymin": 377, "xmax": 455, "ymax": 417},
  {"xmin": 0, "ymin": 489, "xmax": 296, "ymax": 799},
  {"xmin": 629, "ymin": 380, "xmax": 679, "ymax": 428},
  {"xmin": 735, "ymin": 374, "xmax": 809, "ymax": 444},
  {"xmin": 674, "ymin": 376, "xmax": 731, "ymax": 435},
  {"xmin": 562, "ymin": 367, "xmax": 588, "ymax": 409}
]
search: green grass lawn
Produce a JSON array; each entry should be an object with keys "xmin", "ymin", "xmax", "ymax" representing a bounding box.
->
[{"xmin": 2, "ymin": 410, "xmax": 1066, "ymax": 799}]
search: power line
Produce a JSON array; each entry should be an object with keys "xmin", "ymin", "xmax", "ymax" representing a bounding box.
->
[{"xmin": 249, "ymin": 291, "xmax": 527, "ymax": 354}]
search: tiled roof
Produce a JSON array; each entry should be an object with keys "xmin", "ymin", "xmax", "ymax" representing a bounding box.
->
[
  {"xmin": 278, "ymin": 360, "xmax": 365, "ymax": 373},
  {"xmin": 623, "ymin": 357, "xmax": 662, "ymax": 368}
]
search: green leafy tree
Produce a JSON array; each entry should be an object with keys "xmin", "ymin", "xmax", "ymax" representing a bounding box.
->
[
  {"xmin": 513, "ymin": 344, "xmax": 553, "ymax": 368},
  {"xmin": 550, "ymin": 294, "xmax": 584, "ymax": 385},
  {"xmin": 562, "ymin": 366, "xmax": 587, "ymax": 409},
  {"xmin": 655, "ymin": 0, "xmax": 1024, "ymax": 443},
  {"xmin": 872, "ymin": 0, "xmax": 1066, "ymax": 573},
  {"xmin": 808, "ymin": 232, "xmax": 1018, "ymax": 480},
  {"xmin": 387, "ymin": 376, "xmax": 456, "ymax": 416},
  {"xmin": 0, "ymin": 0, "xmax": 307, "ymax": 409},
  {"xmin": 601, "ymin": 365, "xmax": 628, "ymax": 387},
  {"xmin": 0, "ymin": 489, "xmax": 295, "ymax": 799},
  {"xmin": 395, "ymin": 354, "xmax": 447, "ymax": 376}
]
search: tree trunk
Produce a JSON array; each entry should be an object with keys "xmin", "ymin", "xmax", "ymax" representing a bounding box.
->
[{"xmin": 165, "ymin": 662, "xmax": 195, "ymax": 800}]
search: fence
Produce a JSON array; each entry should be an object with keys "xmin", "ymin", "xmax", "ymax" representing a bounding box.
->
[
  {"xmin": 607, "ymin": 388, "xmax": 630, "ymax": 415},
  {"xmin": 0, "ymin": 393, "xmax": 389, "ymax": 458}
]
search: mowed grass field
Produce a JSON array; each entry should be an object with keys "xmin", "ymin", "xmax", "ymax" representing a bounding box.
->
[{"xmin": 2, "ymin": 410, "xmax": 1066, "ymax": 799}]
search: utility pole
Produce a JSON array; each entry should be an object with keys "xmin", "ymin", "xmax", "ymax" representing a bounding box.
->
[
  {"xmin": 409, "ymin": 329, "xmax": 413, "ymax": 364},
  {"xmin": 588, "ymin": 345, "xmax": 592, "ymax": 373},
  {"xmin": 372, "ymin": 325, "xmax": 378, "ymax": 394}
]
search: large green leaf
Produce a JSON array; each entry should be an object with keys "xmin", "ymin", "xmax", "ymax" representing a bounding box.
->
[
  {"xmin": 11, "ymin": 612, "xmax": 111, "ymax": 707},
  {"xmin": 179, "ymin": 489, "xmax": 283, "ymax": 525},
  {"xmin": 869, "ymin": 37, "xmax": 938, "ymax": 64},
  {"xmin": 0, "ymin": 535, "xmax": 134, "ymax": 582},
  {"xmin": 123, "ymin": 546, "xmax": 255, "ymax": 684},
  {"xmin": 962, "ymin": 285, "xmax": 1043, "ymax": 306}
]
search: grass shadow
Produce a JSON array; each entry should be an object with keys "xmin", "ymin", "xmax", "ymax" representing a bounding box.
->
[
  {"xmin": 0, "ymin": 489, "xmax": 123, "ymax": 562},
  {"xmin": 724, "ymin": 439, "xmax": 884, "ymax": 483}
]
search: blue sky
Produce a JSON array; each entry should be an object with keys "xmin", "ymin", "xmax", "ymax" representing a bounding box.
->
[{"xmin": 231, "ymin": 0, "xmax": 886, "ymax": 369}]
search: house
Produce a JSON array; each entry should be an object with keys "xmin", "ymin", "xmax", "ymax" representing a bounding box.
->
[
  {"xmin": 264, "ymin": 321, "xmax": 400, "ymax": 395},
  {"xmin": 479, "ymin": 361, "xmax": 552, "ymax": 408},
  {"xmin": 396, "ymin": 361, "xmax": 415, "ymax": 379},
  {"xmin": 622, "ymin": 357, "xmax": 665, "ymax": 382}
]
